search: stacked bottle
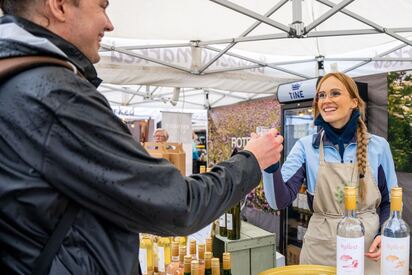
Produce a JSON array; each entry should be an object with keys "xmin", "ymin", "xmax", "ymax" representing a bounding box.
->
[
  {"xmin": 183, "ymin": 255, "xmax": 192, "ymax": 275},
  {"xmin": 336, "ymin": 186, "xmax": 364, "ymax": 275},
  {"xmin": 381, "ymin": 187, "xmax": 410, "ymax": 274},
  {"xmin": 166, "ymin": 242, "xmax": 180, "ymax": 275},
  {"xmin": 211, "ymin": 258, "xmax": 220, "ymax": 275},
  {"xmin": 222, "ymin": 253, "xmax": 232, "ymax": 275},
  {"xmin": 140, "ymin": 235, "xmax": 155, "ymax": 275},
  {"xmin": 204, "ymin": 252, "xmax": 212, "ymax": 275},
  {"xmin": 227, "ymin": 202, "xmax": 241, "ymax": 240},
  {"xmin": 157, "ymin": 237, "xmax": 171, "ymax": 275}
]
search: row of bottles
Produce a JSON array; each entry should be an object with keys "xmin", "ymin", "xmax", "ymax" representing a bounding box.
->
[
  {"xmin": 218, "ymin": 202, "xmax": 241, "ymax": 240},
  {"xmin": 139, "ymin": 235, "xmax": 232, "ymax": 275},
  {"xmin": 336, "ymin": 186, "xmax": 410, "ymax": 275},
  {"xmin": 296, "ymin": 213, "xmax": 309, "ymax": 245}
]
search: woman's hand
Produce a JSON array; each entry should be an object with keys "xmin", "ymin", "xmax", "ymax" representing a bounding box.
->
[{"xmin": 365, "ymin": 235, "xmax": 381, "ymax": 261}]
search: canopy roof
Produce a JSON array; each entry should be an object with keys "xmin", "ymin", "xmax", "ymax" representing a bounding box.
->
[{"xmin": 36, "ymin": 1, "xmax": 412, "ymax": 109}]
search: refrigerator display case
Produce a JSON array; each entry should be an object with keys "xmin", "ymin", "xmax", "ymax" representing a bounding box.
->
[
  {"xmin": 280, "ymin": 101, "xmax": 317, "ymax": 261},
  {"xmin": 276, "ymin": 78, "xmax": 319, "ymax": 259}
]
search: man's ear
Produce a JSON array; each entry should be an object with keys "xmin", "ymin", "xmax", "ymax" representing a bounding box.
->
[{"xmin": 46, "ymin": 0, "xmax": 71, "ymax": 22}]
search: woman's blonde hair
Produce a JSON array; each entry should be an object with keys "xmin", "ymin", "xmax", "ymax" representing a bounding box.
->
[{"xmin": 314, "ymin": 72, "xmax": 368, "ymax": 201}]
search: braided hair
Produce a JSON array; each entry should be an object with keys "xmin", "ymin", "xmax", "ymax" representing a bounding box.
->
[{"xmin": 314, "ymin": 72, "xmax": 368, "ymax": 201}]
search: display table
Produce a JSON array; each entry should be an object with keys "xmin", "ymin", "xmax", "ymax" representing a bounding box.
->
[{"xmin": 213, "ymin": 221, "xmax": 277, "ymax": 275}]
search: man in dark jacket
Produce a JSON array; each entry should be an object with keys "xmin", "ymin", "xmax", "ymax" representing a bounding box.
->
[{"xmin": 0, "ymin": 0, "xmax": 283, "ymax": 274}]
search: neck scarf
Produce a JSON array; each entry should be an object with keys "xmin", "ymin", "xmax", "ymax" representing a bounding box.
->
[{"xmin": 314, "ymin": 109, "xmax": 360, "ymax": 160}]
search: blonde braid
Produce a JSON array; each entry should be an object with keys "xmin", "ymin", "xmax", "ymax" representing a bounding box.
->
[{"xmin": 356, "ymin": 118, "xmax": 368, "ymax": 201}]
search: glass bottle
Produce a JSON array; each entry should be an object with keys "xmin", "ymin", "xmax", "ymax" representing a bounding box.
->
[
  {"xmin": 211, "ymin": 258, "xmax": 220, "ymax": 275},
  {"xmin": 204, "ymin": 252, "xmax": 212, "ymax": 275},
  {"xmin": 227, "ymin": 202, "xmax": 241, "ymax": 240},
  {"xmin": 158, "ymin": 237, "xmax": 171, "ymax": 275},
  {"xmin": 197, "ymin": 243, "xmax": 205, "ymax": 275},
  {"xmin": 178, "ymin": 245, "xmax": 187, "ymax": 272},
  {"xmin": 166, "ymin": 241, "xmax": 180, "ymax": 275},
  {"xmin": 297, "ymin": 213, "xmax": 304, "ymax": 245},
  {"xmin": 219, "ymin": 212, "xmax": 227, "ymax": 237},
  {"xmin": 381, "ymin": 187, "xmax": 410, "ymax": 275},
  {"xmin": 205, "ymin": 238, "xmax": 212, "ymax": 254},
  {"xmin": 183, "ymin": 255, "xmax": 192, "ymax": 275},
  {"xmin": 336, "ymin": 186, "xmax": 364, "ymax": 275},
  {"xmin": 189, "ymin": 239, "xmax": 197, "ymax": 260},
  {"xmin": 140, "ymin": 235, "xmax": 154, "ymax": 275},
  {"xmin": 191, "ymin": 260, "xmax": 200, "ymax": 275},
  {"xmin": 222, "ymin": 252, "xmax": 232, "ymax": 275}
]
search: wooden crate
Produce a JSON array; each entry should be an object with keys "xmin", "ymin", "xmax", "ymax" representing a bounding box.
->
[{"xmin": 213, "ymin": 221, "xmax": 277, "ymax": 275}]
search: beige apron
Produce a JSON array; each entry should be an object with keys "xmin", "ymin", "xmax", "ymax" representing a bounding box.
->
[{"xmin": 299, "ymin": 132, "xmax": 381, "ymax": 274}]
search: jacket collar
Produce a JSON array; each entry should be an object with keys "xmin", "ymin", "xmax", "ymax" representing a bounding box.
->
[
  {"xmin": 312, "ymin": 129, "xmax": 372, "ymax": 149},
  {"xmin": 312, "ymin": 130, "xmax": 357, "ymax": 149},
  {"xmin": 0, "ymin": 15, "xmax": 102, "ymax": 87}
]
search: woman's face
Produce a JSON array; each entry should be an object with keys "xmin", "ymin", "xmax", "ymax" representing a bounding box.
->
[{"xmin": 317, "ymin": 76, "xmax": 358, "ymax": 129}]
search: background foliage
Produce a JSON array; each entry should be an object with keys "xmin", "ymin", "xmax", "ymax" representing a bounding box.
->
[{"xmin": 388, "ymin": 72, "xmax": 412, "ymax": 172}]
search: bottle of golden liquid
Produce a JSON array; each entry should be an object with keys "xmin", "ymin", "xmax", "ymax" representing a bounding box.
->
[
  {"xmin": 157, "ymin": 237, "xmax": 171, "ymax": 275},
  {"xmin": 140, "ymin": 235, "xmax": 154, "ymax": 275},
  {"xmin": 222, "ymin": 252, "xmax": 232, "ymax": 275},
  {"xmin": 191, "ymin": 260, "xmax": 200, "ymax": 275},
  {"xmin": 227, "ymin": 202, "xmax": 241, "ymax": 240},
  {"xmin": 204, "ymin": 252, "xmax": 212, "ymax": 275},
  {"xmin": 381, "ymin": 187, "xmax": 410, "ymax": 275},
  {"xmin": 183, "ymin": 255, "xmax": 192, "ymax": 275},
  {"xmin": 205, "ymin": 238, "xmax": 212, "ymax": 254},
  {"xmin": 336, "ymin": 186, "xmax": 364, "ymax": 275},
  {"xmin": 197, "ymin": 243, "xmax": 205, "ymax": 275},
  {"xmin": 178, "ymin": 245, "xmax": 187, "ymax": 272},
  {"xmin": 166, "ymin": 241, "xmax": 180, "ymax": 275},
  {"xmin": 189, "ymin": 239, "xmax": 197, "ymax": 260},
  {"xmin": 211, "ymin": 258, "xmax": 220, "ymax": 275}
]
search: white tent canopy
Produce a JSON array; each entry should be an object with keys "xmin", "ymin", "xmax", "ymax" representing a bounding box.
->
[{"xmin": 94, "ymin": 0, "xmax": 412, "ymax": 108}]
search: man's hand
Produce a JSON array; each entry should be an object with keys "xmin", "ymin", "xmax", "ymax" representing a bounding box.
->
[
  {"xmin": 244, "ymin": 128, "xmax": 283, "ymax": 170},
  {"xmin": 365, "ymin": 235, "xmax": 381, "ymax": 261}
]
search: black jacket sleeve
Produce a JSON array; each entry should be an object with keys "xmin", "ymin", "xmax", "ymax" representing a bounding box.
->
[{"xmin": 36, "ymin": 68, "xmax": 261, "ymax": 236}]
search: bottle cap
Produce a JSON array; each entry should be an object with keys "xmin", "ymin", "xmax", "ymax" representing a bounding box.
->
[
  {"xmin": 179, "ymin": 245, "xmax": 187, "ymax": 261},
  {"xmin": 184, "ymin": 255, "xmax": 192, "ymax": 272},
  {"xmin": 391, "ymin": 187, "xmax": 403, "ymax": 211},
  {"xmin": 205, "ymin": 252, "xmax": 212, "ymax": 268},
  {"xmin": 198, "ymin": 244, "xmax": 205, "ymax": 260},
  {"xmin": 191, "ymin": 260, "xmax": 199, "ymax": 275},
  {"xmin": 206, "ymin": 238, "xmax": 212, "ymax": 252},
  {"xmin": 344, "ymin": 186, "xmax": 357, "ymax": 210},
  {"xmin": 223, "ymin": 252, "xmax": 231, "ymax": 269},
  {"xmin": 391, "ymin": 187, "xmax": 403, "ymax": 198},
  {"xmin": 344, "ymin": 186, "xmax": 357, "ymax": 196}
]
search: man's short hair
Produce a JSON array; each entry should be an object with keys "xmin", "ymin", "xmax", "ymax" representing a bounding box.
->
[{"xmin": 0, "ymin": 0, "xmax": 80, "ymax": 16}]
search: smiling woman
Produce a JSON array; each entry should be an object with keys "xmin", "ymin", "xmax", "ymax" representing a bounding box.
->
[{"xmin": 262, "ymin": 72, "xmax": 398, "ymax": 274}]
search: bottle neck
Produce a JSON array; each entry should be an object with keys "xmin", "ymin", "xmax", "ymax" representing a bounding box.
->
[
  {"xmin": 390, "ymin": 209, "xmax": 402, "ymax": 219},
  {"xmin": 344, "ymin": 209, "xmax": 356, "ymax": 218}
]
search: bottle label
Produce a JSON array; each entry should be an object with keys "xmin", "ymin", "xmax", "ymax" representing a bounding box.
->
[
  {"xmin": 381, "ymin": 235, "xmax": 410, "ymax": 275},
  {"xmin": 292, "ymin": 197, "xmax": 298, "ymax": 208},
  {"xmin": 336, "ymin": 236, "xmax": 364, "ymax": 275},
  {"xmin": 158, "ymin": 246, "xmax": 165, "ymax": 272},
  {"xmin": 219, "ymin": 214, "xmax": 226, "ymax": 227},
  {"xmin": 226, "ymin": 213, "xmax": 233, "ymax": 230},
  {"xmin": 297, "ymin": 225, "xmax": 303, "ymax": 241},
  {"xmin": 139, "ymin": 248, "xmax": 148, "ymax": 273}
]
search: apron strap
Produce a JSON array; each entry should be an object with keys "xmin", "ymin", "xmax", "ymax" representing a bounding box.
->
[{"xmin": 319, "ymin": 131, "xmax": 325, "ymax": 163}]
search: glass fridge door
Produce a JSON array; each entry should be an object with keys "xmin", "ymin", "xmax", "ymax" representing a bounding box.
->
[
  {"xmin": 282, "ymin": 105, "xmax": 317, "ymax": 263},
  {"xmin": 283, "ymin": 107, "xmax": 317, "ymax": 157}
]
